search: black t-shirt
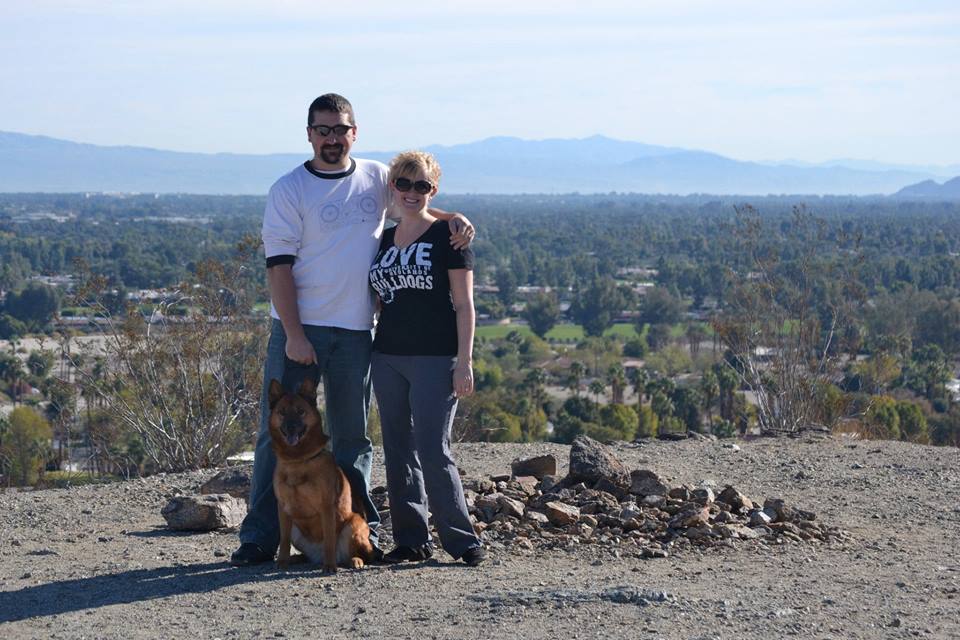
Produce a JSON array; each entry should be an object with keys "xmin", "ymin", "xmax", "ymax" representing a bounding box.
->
[{"xmin": 369, "ymin": 220, "xmax": 474, "ymax": 355}]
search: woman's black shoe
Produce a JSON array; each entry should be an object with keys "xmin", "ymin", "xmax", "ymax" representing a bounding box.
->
[
  {"xmin": 382, "ymin": 544, "xmax": 433, "ymax": 564},
  {"xmin": 460, "ymin": 546, "xmax": 486, "ymax": 567}
]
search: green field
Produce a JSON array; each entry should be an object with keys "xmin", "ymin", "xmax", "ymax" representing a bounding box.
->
[{"xmin": 476, "ymin": 323, "xmax": 639, "ymax": 342}]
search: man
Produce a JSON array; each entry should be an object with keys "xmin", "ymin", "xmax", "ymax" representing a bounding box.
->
[{"xmin": 231, "ymin": 94, "xmax": 473, "ymax": 566}]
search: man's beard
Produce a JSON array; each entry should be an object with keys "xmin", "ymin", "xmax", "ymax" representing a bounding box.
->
[{"xmin": 320, "ymin": 144, "xmax": 344, "ymax": 164}]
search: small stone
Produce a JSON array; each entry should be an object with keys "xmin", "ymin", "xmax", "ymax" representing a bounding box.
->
[
  {"xmin": 513, "ymin": 476, "xmax": 539, "ymax": 496},
  {"xmin": 749, "ymin": 509, "xmax": 773, "ymax": 527},
  {"xmin": 524, "ymin": 510, "xmax": 550, "ymax": 526},
  {"xmin": 497, "ymin": 496, "xmax": 526, "ymax": 519},
  {"xmin": 641, "ymin": 494, "xmax": 666, "ymax": 508},
  {"xmin": 539, "ymin": 475, "xmax": 560, "ymax": 492},
  {"xmin": 641, "ymin": 547, "xmax": 669, "ymax": 559},
  {"xmin": 692, "ymin": 488, "xmax": 715, "ymax": 506},
  {"xmin": 629, "ymin": 470, "xmax": 670, "ymax": 496},
  {"xmin": 511, "ymin": 455, "xmax": 558, "ymax": 479},
  {"xmin": 545, "ymin": 501, "xmax": 580, "ymax": 526},
  {"xmin": 717, "ymin": 486, "xmax": 753, "ymax": 513},
  {"xmin": 578, "ymin": 514, "xmax": 599, "ymax": 528}
]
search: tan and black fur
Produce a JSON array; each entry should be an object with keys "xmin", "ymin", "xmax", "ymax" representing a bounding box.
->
[{"xmin": 268, "ymin": 378, "xmax": 373, "ymax": 573}]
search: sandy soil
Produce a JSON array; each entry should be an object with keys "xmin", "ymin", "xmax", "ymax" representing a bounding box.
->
[{"xmin": 1, "ymin": 436, "xmax": 959, "ymax": 639}]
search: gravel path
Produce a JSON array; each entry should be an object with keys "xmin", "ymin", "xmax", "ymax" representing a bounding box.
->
[{"xmin": 1, "ymin": 436, "xmax": 958, "ymax": 639}]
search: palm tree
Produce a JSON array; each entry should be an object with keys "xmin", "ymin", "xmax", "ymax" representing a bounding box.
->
[
  {"xmin": 567, "ymin": 360, "xmax": 586, "ymax": 397},
  {"xmin": 700, "ymin": 369, "xmax": 719, "ymax": 426},
  {"xmin": 606, "ymin": 364, "xmax": 627, "ymax": 405},
  {"xmin": 589, "ymin": 379, "xmax": 606, "ymax": 407}
]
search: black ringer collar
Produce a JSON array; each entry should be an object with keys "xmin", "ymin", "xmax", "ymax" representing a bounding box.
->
[{"xmin": 303, "ymin": 158, "xmax": 356, "ymax": 180}]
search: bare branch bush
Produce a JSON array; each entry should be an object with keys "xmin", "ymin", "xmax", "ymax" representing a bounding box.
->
[
  {"xmin": 712, "ymin": 205, "xmax": 865, "ymax": 435},
  {"xmin": 71, "ymin": 236, "xmax": 266, "ymax": 473}
]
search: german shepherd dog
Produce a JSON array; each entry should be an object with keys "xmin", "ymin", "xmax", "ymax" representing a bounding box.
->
[{"xmin": 268, "ymin": 378, "xmax": 373, "ymax": 573}]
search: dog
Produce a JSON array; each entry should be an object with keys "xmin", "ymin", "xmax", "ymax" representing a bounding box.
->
[{"xmin": 268, "ymin": 377, "xmax": 373, "ymax": 573}]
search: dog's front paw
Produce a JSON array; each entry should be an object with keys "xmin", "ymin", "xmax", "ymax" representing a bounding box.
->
[
  {"xmin": 322, "ymin": 564, "xmax": 338, "ymax": 574},
  {"xmin": 348, "ymin": 557, "xmax": 365, "ymax": 569},
  {"xmin": 277, "ymin": 560, "xmax": 289, "ymax": 571}
]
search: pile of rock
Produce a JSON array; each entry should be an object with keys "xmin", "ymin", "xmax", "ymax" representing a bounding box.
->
[{"xmin": 454, "ymin": 436, "xmax": 848, "ymax": 558}]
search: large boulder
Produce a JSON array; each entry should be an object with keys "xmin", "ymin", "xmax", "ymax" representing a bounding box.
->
[
  {"xmin": 567, "ymin": 436, "xmax": 630, "ymax": 488},
  {"xmin": 161, "ymin": 494, "xmax": 246, "ymax": 531},
  {"xmin": 200, "ymin": 466, "xmax": 253, "ymax": 501}
]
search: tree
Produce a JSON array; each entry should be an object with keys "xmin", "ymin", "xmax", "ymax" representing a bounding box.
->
[
  {"xmin": 606, "ymin": 364, "xmax": 627, "ymax": 405},
  {"xmin": 712, "ymin": 205, "xmax": 864, "ymax": 435},
  {"xmin": 523, "ymin": 291, "xmax": 560, "ymax": 338},
  {"xmin": 70, "ymin": 238, "xmax": 265, "ymax": 472},
  {"xmin": 638, "ymin": 287, "xmax": 684, "ymax": 327},
  {"xmin": 599, "ymin": 404, "xmax": 638, "ymax": 440},
  {"xmin": 495, "ymin": 269, "xmax": 518, "ymax": 308},
  {"xmin": 3, "ymin": 282, "xmax": 59, "ymax": 330},
  {"xmin": 569, "ymin": 277, "xmax": 633, "ymax": 337},
  {"xmin": 864, "ymin": 396, "xmax": 900, "ymax": 440},
  {"xmin": 566, "ymin": 360, "xmax": 586, "ymax": 397},
  {"xmin": 700, "ymin": 370, "xmax": 719, "ymax": 426},
  {"xmin": 589, "ymin": 379, "xmax": 606, "ymax": 406},
  {"xmin": 0, "ymin": 350, "xmax": 24, "ymax": 406},
  {"xmin": 0, "ymin": 406, "xmax": 52, "ymax": 486},
  {"xmin": 895, "ymin": 401, "xmax": 929, "ymax": 444},
  {"xmin": 646, "ymin": 323, "xmax": 673, "ymax": 350},
  {"xmin": 26, "ymin": 350, "xmax": 55, "ymax": 379}
]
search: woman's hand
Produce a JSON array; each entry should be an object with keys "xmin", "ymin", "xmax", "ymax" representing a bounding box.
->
[{"xmin": 453, "ymin": 360, "xmax": 474, "ymax": 397}]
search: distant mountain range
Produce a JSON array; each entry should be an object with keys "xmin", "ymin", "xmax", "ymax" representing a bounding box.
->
[
  {"xmin": 894, "ymin": 177, "xmax": 960, "ymax": 199},
  {"xmin": 0, "ymin": 130, "xmax": 956, "ymax": 196}
]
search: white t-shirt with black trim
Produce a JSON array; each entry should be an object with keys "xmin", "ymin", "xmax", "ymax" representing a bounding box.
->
[{"xmin": 261, "ymin": 158, "xmax": 389, "ymax": 330}]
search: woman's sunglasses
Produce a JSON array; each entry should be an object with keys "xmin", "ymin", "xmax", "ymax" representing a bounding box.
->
[{"xmin": 394, "ymin": 177, "xmax": 434, "ymax": 195}]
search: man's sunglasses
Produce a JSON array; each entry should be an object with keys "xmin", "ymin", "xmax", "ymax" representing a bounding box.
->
[
  {"xmin": 308, "ymin": 124, "xmax": 354, "ymax": 136},
  {"xmin": 394, "ymin": 177, "xmax": 434, "ymax": 194}
]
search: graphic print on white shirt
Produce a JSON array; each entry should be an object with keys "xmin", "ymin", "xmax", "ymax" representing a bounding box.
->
[{"xmin": 369, "ymin": 241, "xmax": 435, "ymax": 304}]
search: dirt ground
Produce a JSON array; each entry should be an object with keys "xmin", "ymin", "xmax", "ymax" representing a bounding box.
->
[{"xmin": 1, "ymin": 436, "xmax": 958, "ymax": 639}]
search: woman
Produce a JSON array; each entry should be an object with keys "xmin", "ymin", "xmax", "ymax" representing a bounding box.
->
[{"xmin": 368, "ymin": 150, "xmax": 484, "ymax": 566}]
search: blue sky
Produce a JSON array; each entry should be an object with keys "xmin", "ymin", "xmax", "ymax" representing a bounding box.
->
[{"xmin": 2, "ymin": 0, "xmax": 958, "ymax": 165}]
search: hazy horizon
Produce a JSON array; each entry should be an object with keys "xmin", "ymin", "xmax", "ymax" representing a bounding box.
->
[{"xmin": 3, "ymin": 1, "xmax": 959, "ymax": 166}]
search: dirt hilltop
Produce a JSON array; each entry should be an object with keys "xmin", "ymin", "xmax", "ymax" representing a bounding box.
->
[{"xmin": 1, "ymin": 437, "xmax": 959, "ymax": 640}]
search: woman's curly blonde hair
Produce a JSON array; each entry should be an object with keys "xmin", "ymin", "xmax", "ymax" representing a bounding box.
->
[{"xmin": 388, "ymin": 150, "xmax": 442, "ymax": 187}]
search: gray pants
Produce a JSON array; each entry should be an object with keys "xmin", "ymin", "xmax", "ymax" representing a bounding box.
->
[{"xmin": 371, "ymin": 352, "xmax": 480, "ymax": 559}]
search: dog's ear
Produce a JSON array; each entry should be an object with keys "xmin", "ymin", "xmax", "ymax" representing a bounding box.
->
[
  {"xmin": 268, "ymin": 379, "xmax": 285, "ymax": 409},
  {"xmin": 297, "ymin": 377, "xmax": 318, "ymax": 403}
]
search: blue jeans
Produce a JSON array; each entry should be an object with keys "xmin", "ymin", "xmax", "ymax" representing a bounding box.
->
[{"xmin": 239, "ymin": 319, "xmax": 380, "ymax": 552}]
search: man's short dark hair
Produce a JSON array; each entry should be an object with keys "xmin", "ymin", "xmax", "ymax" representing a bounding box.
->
[{"xmin": 307, "ymin": 94, "xmax": 355, "ymax": 125}]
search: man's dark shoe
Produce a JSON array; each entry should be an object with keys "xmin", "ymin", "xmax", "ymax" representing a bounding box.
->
[
  {"xmin": 382, "ymin": 544, "xmax": 433, "ymax": 564},
  {"xmin": 230, "ymin": 543, "xmax": 274, "ymax": 567},
  {"xmin": 461, "ymin": 546, "xmax": 486, "ymax": 567}
]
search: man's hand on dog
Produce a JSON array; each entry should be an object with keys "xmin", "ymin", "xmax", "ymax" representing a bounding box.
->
[{"xmin": 286, "ymin": 334, "xmax": 317, "ymax": 365}]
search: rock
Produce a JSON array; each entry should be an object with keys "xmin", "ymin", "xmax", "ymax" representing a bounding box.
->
[
  {"xmin": 668, "ymin": 486, "xmax": 691, "ymax": 501},
  {"xmin": 567, "ymin": 436, "xmax": 630, "ymax": 488},
  {"xmin": 619, "ymin": 503, "xmax": 642, "ymax": 521},
  {"xmin": 161, "ymin": 494, "xmax": 246, "ymax": 531},
  {"xmin": 629, "ymin": 469, "xmax": 670, "ymax": 496},
  {"xmin": 749, "ymin": 509, "xmax": 773, "ymax": 527},
  {"xmin": 475, "ymin": 492, "xmax": 504, "ymax": 511},
  {"xmin": 513, "ymin": 476, "xmax": 539, "ymax": 496},
  {"xmin": 579, "ymin": 513, "xmax": 599, "ymax": 528},
  {"xmin": 717, "ymin": 486, "xmax": 753, "ymax": 513},
  {"xmin": 545, "ymin": 501, "xmax": 580, "ymax": 526},
  {"xmin": 692, "ymin": 488, "xmax": 715, "ymax": 506},
  {"xmin": 641, "ymin": 547, "xmax": 669, "ymax": 559},
  {"xmin": 539, "ymin": 475, "xmax": 561, "ymax": 493},
  {"xmin": 763, "ymin": 498, "xmax": 799, "ymax": 523},
  {"xmin": 641, "ymin": 494, "xmax": 667, "ymax": 508},
  {"xmin": 498, "ymin": 496, "xmax": 526, "ymax": 519},
  {"xmin": 200, "ymin": 467, "xmax": 252, "ymax": 501},
  {"xmin": 524, "ymin": 510, "xmax": 550, "ymax": 526},
  {"xmin": 669, "ymin": 506, "xmax": 710, "ymax": 529},
  {"xmin": 511, "ymin": 455, "xmax": 558, "ymax": 479}
]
